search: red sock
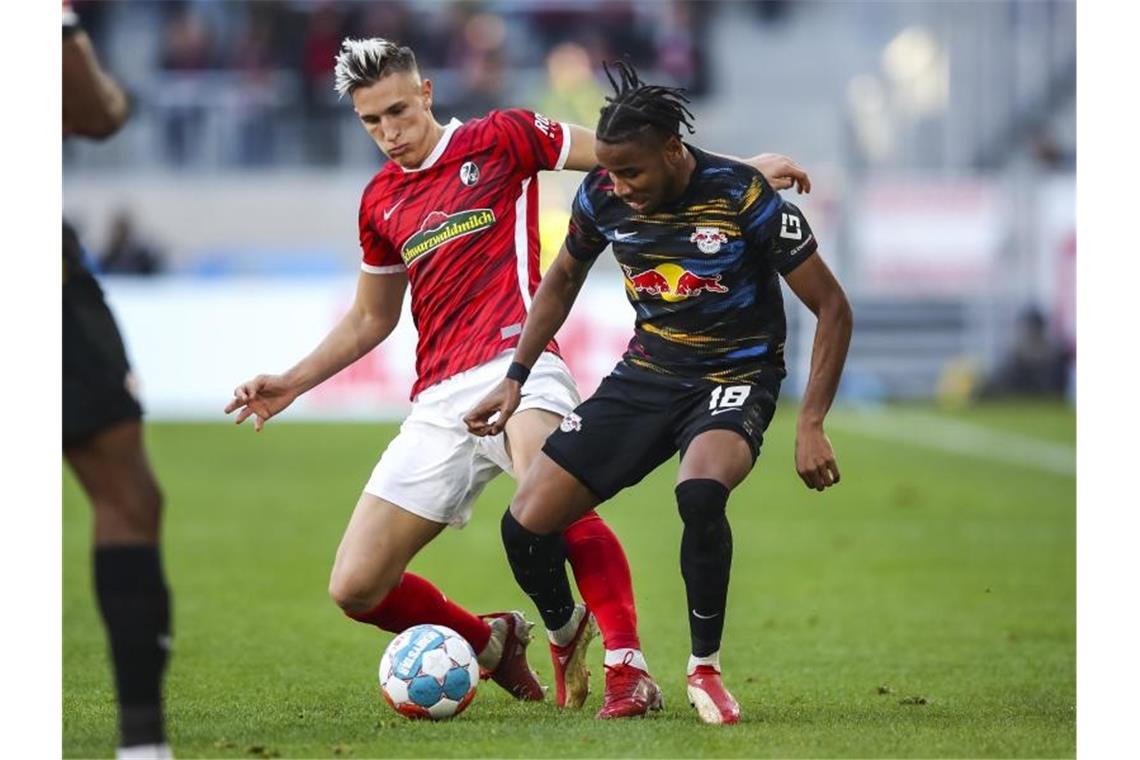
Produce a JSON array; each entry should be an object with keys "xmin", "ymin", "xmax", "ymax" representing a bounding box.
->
[
  {"xmin": 345, "ymin": 572, "xmax": 492, "ymax": 653},
  {"xmin": 563, "ymin": 510, "xmax": 641, "ymax": 651}
]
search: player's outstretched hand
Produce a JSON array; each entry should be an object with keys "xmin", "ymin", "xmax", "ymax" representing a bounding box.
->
[
  {"xmin": 224, "ymin": 374, "xmax": 299, "ymax": 432},
  {"xmin": 464, "ymin": 379, "xmax": 521, "ymax": 437},
  {"xmin": 755, "ymin": 153, "xmax": 812, "ymax": 195},
  {"xmin": 794, "ymin": 425, "xmax": 841, "ymax": 491}
]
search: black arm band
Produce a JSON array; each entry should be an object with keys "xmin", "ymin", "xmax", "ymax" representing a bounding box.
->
[{"xmin": 506, "ymin": 362, "xmax": 531, "ymax": 384}]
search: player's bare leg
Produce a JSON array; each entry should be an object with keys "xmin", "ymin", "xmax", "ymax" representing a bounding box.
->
[
  {"xmin": 67, "ymin": 421, "xmax": 163, "ymax": 544},
  {"xmin": 329, "ymin": 493, "xmax": 543, "ymax": 700},
  {"xmin": 328, "ymin": 493, "xmax": 445, "ymax": 613},
  {"xmin": 675, "ymin": 428, "xmax": 754, "ymax": 724},
  {"xmin": 65, "ymin": 421, "xmax": 172, "ymax": 754}
]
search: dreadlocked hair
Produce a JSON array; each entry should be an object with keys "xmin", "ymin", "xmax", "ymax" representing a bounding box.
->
[{"xmin": 596, "ymin": 60, "xmax": 695, "ymax": 144}]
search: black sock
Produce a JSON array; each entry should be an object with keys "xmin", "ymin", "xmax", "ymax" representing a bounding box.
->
[
  {"xmin": 94, "ymin": 545, "xmax": 171, "ymax": 747},
  {"xmin": 677, "ymin": 479, "xmax": 732, "ymax": 658},
  {"xmin": 500, "ymin": 509, "xmax": 576, "ymax": 632}
]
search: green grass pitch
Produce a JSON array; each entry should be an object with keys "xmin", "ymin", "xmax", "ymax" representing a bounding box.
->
[{"xmin": 63, "ymin": 402, "xmax": 1075, "ymax": 758}]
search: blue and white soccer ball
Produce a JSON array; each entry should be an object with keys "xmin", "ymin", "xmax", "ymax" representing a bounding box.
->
[{"xmin": 379, "ymin": 624, "xmax": 480, "ymax": 720}]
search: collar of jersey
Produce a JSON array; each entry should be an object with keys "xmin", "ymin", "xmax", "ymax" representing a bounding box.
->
[{"xmin": 398, "ymin": 118, "xmax": 463, "ymax": 173}]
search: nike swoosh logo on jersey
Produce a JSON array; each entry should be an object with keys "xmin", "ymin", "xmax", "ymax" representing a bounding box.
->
[
  {"xmin": 692, "ymin": 609, "xmax": 720, "ymax": 620},
  {"xmin": 383, "ymin": 199, "xmax": 405, "ymax": 220},
  {"xmin": 710, "ymin": 408, "xmax": 741, "ymax": 416},
  {"xmin": 613, "ymin": 230, "xmax": 637, "ymax": 240}
]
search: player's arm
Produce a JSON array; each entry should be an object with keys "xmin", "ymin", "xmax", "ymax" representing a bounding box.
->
[
  {"xmin": 783, "ymin": 254, "xmax": 853, "ymax": 491},
  {"xmin": 736, "ymin": 153, "xmax": 811, "ymax": 194},
  {"xmin": 225, "ymin": 271, "xmax": 407, "ymax": 431},
  {"xmin": 62, "ymin": 28, "xmax": 130, "ymax": 139},
  {"xmin": 561, "ymin": 124, "xmax": 604, "ymax": 171},
  {"xmin": 464, "ymin": 245, "xmax": 594, "ymax": 436},
  {"xmin": 561, "ymin": 124, "xmax": 810, "ymax": 193}
]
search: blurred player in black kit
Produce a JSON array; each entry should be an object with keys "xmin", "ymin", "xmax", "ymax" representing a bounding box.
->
[
  {"xmin": 63, "ymin": 2, "xmax": 172, "ymax": 757},
  {"xmin": 466, "ymin": 61, "xmax": 853, "ymax": 724}
]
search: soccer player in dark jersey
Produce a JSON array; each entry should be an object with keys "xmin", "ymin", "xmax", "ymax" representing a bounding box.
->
[
  {"xmin": 226, "ymin": 38, "xmax": 812, "ymax": 719},
  {"xmin": 466, "ymin": 61, "xmax": 853, "ymax": 724},
  {"xmin": 62, "ymin": 2, "xmax": 172, "ymax": 757}
]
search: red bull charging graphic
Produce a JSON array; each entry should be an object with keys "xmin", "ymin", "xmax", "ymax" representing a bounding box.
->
[{"xmin": 622, "ymin": 263, "xmax": 729, "ymax": 303}]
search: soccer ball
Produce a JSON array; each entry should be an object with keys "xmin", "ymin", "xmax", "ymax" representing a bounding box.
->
[{"xmin": 379, "ymin": 624, "xmax": 480, "ymax": 720}]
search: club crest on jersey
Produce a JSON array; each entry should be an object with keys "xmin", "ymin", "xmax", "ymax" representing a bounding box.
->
[
  {"xmin": 690, "ymin": 227, "xmax": 728, "ymax": 254},
  {"xmin": 459, "ymin": 161, "xmax": 480, "ymax": 187},
  {"xmin": 400, "ymin": 209, "xmax": 496, "ymax": 266},
  {"xmin": 560, "ymin": 412, "xmax": 582, "ymax": 433}
]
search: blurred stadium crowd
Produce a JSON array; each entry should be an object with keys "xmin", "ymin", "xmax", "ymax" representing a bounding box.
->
[
  {"xmin": 66, "ymin": 0, "xmax": 721, "ymax": 168},
  {"xmin": 64, "ymin": 0, "xmax": 1073, "ymax": 173}
]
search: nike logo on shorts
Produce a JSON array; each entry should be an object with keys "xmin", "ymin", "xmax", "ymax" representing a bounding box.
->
[{"xmin": 613, "ymin": 230, "xmax": 637, "ymax": 240}]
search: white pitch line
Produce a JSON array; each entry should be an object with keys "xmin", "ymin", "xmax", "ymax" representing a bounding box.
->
[{"xmin": 829, "ymin": 410, "xmax": 1076, "ymax": 476}]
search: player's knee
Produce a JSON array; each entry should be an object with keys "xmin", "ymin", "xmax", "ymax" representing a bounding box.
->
[
  {"xmin": 500, "ymin": 507, "xmax": 567, "ymax": 575},
  {"xmin": 329, "ymin": 575, "xmax": 389, "ymax": 614},
  {"xmin": 500, "ymin": 507, "xmax": 553, "ymax": 558},
  {"xmin": 676, "ymin": 479, "xmax": 731, "ymax": 546},
  {"xmin": 93, "ymin": 479, "xmax": 163, "ymax": 544},
  {"xmin": 500, "ymin": 507, "xmax": 530, "ymax": 555},
  {"xmin": 508, "ymin": 483, "xmax": 543, "ymax": 533},
  {"xmin": 139, "ymin": 477, "xmax": 164, "ymax": 524},
  {"xmin": 328, "ymin": 564, "xmax": 399, "ymax": 614}
]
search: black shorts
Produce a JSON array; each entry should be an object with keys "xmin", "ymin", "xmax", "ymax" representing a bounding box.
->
[
  {"xmin": 542, "ymin": 367, "xmax": 781, "ymax": 502},
  {"xmin": 63, "ymin": 230, "xmax": 142, "ymax": 448}
]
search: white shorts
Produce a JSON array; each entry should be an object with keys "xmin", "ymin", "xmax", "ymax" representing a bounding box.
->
[{"xmin": 364, "ymin": 351, "xmax": 580, "ymax": 528}]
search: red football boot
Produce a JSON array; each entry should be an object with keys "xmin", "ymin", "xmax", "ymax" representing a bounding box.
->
[
  {"xmin": 686, "ymin": 665, "xmax": 740, "ymax": 724},
  {"xmin": 478, "ymin": 611, "xmax": 545, "ymax": 701},
  {"xmin": 549, "ymin": 606, "xmax": 598, "ymax": 709},
  {"xmin": 596, "ymin": 652, "xmax": 663, "ymax": 719}
]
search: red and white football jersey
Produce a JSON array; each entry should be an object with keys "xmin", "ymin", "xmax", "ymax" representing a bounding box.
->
[{"xmin": 358, "ymin": 109, "xmax": 571, "ymax": 398}]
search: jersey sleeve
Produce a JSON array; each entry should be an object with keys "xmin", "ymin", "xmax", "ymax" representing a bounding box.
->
[
  {"xmin": 564, "ymin": 180, "xmax": 609, "ymax": 261},
  {"xmin": 358, "ymin": 197, "xmax": 404, "ymax": 274},
  {"xmin": 488, "ymin": 108, "xmax": 571, "ymax": 176},
  {"xmin": 738, "ymin": 172, "xmax": 818, "ymax": 275}
]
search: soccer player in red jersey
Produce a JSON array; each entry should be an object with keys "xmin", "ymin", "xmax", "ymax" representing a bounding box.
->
[{"xmin": 226, "ymin": 38, "xmax": 810, "ymax": 717}]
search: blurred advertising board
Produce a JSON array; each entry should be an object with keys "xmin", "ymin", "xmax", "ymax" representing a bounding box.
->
[
  {"xmin": 854, "ymin": 177, "xmax": 1005, "ymax": 294},
  {"xmin": 103, "ymin": 275, "xmax": 635, "ymax": 421}
]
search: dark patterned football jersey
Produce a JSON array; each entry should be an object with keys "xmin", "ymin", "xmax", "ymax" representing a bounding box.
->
[{"xmin": 565, "ymin": 144, "xmax": 817, "ymax": 385}]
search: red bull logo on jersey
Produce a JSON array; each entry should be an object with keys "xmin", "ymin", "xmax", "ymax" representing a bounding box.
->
[
  {"xmin": 690, "ymin": 226, "xmax": 728, "ymax": 254},
  {"xmin": 622, "ymin": 263, "xmax": 729, "ymax": 303},
  {"xmin": 400, "ymin": 208, "xmax": 496, "ymax": 266}
]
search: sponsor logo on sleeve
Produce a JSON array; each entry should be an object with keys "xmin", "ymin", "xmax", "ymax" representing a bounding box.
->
[
  {"xmin": 779, "ymin": 212, "xmax": 803, "ymax": 240},
  {"xmin": 533, "ymin": 112, "xmax": 555, "ymax": 139}
]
